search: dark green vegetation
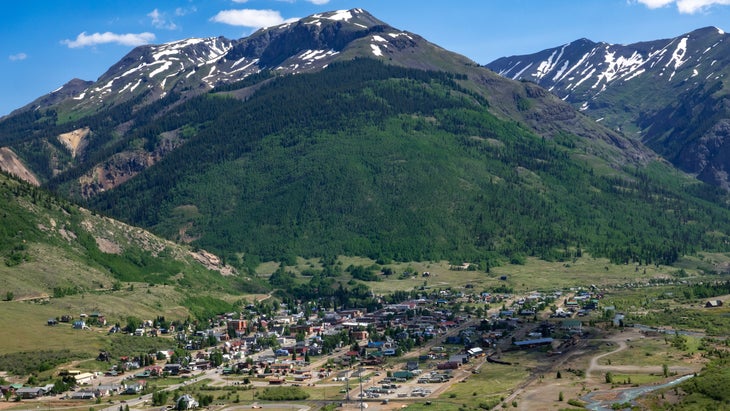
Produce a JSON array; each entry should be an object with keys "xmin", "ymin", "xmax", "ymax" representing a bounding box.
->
[
  {"xmin": 0, "ymin": 350, "xmax": 86, "ymax": 376},
  {"xmin": 605, "ymin": 280, "xmax": 730, "ymax": 335},
  {"xmin": 256, "ymin": 386, "xmax": 310, "ymax": 401},
  {"xmin": 487, "ymin": 27, "xmax": 730, "ymax": 190},
  {"xmin": 79, "ymin": 59, "xmax": 730, "ymax": 266},
  {"xmin": 4, "ymin": 59, "xmax": 730, "ymax": 269},
  {"xmin": 678, "ymin": 358, "xmax": 730, "ymax": 407},
  {"xmin": 0, "ymin": 168, "xmax": 267, "ymax": 303}
]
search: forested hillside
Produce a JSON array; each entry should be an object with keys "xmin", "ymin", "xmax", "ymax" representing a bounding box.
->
[
  {"xmin": 78, "ymin": 59, "xmax": 730, "ymax": 268},
  {"xmin": 0, "ymin": 169, "xmax": 253, "ymax": 301}
]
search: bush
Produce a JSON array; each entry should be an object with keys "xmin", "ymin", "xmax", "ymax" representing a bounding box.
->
[
  {"xmin": 0, "ymin": 350, "xmax": 87, "ymax": 375},
  {"xmin": 257, "ymin": 387, "xmax": 309, "ymax": 401},
  {"xmin": 152, "ymin": 391, "xmax": 168, "ymax": 406}
]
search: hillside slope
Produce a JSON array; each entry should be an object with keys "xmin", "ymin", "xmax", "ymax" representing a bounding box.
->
[
  {"xmin": 0, "ymin": 170, "xmax": 247, "ymax": 305},
  {"xmin": 85, "ymin": 59, "xmax": 730, "ymax": 267},
  {"xmin": 0, "ymin": 10, "xmax": 729, "ymax": 268},
  {"xmin": 486, "ymin": 27, "xmax": 730, "ymax": 189}
]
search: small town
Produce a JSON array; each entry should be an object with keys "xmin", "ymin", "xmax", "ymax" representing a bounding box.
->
[{"xmin": 3, "ymin": 277, "xmax": 698, "ymax": 411}]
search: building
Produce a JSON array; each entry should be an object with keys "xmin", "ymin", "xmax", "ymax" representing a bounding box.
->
[
  {"xmin": 513, "ymin": 337, "xmax": 554, "ymax": 348},
  {"xmin": 74, "ymin": 372, "xmax": 95, "ymax": 385},
  {"xmin": 176, "ymin": 394, "xmax": 199, "ymax": 410},
  {"xmin": 16, "ymin": 387, "xmax": 46, "ymax": 399}
]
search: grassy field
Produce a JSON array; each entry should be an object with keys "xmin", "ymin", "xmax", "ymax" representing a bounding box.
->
[
  {"xmin": 261, "ymin": 252, "xmax": 686, "ymax": 298},
  {"xmin": 609, "ymin": 373, "xmax": 666, "ymax": 385},
  {"xmin": 0, "ymin": 282, "xmax": 191, "ymax": 355},
  {"xmin": 488, "ymin": 255, "xmax": 677, "ymax": 293},
  {"xmin": 598, "ymin": 337, "xmax": 700, "ymax": 367},
  {"xmin": 0, "ymin": 300, "xmax": 107, "ymax": 355},
  {"xmin": 439, "ymin": 362, "xmax": 528, "ymax": 407},
  {"xmin": 0, "ymin": 243, "xmax": 115, "ymax": 300}
]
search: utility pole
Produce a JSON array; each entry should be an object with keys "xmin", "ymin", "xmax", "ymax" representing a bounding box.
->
[
  {"xmin": 346, "ymin": 375, "xmax": 350, "ymax": 402},
  {"xmin": 359, "ymin": 367, "xmax": 364, "ymax": 411}
]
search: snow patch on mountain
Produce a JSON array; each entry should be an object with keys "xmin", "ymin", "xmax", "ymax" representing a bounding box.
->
[
  {"xmin": 298, "ymin": 49, "xmax": 339, "ymax": 63},
  {"xmin": 326, "ymin": 10, "xmax": 353, "ymax": 22},
  {"xmin": 149, "ymin": 61, "xmax": 173, "ymax": 78},
  {"xmin": 511, "ymin": 63, "xmax": 533, "ymax": 80},
  {"xmin": 388, "ymin": 32, "xmax": 413, "ymax": 40},
  {"xmin": 667, "ymin": 37, "xmax": 688, "ymax": 71},
  {"xmin": 534, "ymin": 45, "xmax": 567, "ymax": 81}
]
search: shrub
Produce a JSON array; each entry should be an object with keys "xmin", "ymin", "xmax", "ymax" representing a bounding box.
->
[{"xmin": 257, "ymin": 387, "xmax": 309, "ymax": 401}]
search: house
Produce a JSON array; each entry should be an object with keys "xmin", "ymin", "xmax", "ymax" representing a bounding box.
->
[
  {"xmin": 123, "ymin": 382, "xmax": 145, "ymax": 395},
  {"xmin": 706, "ymin": 300, "xmax": 723, "ymax": 308},
  {"xmin": 437, "ymin": 361, "xmax": 460, "ymax": 370},
  {"xmin": 0, "ymin": 385, "xmax": 16, "ymax": 397},
  {"xmin": 467, "ymin": 347, "xmax": 483, "ymax": 357},
  {"xmin": 228, "ymin": 319, "xmax": 248, "ymax": 333},
  {"xmin": 177, "ymin": 394, "xmax": 199, "ymax": 410},
  {"xmin": 95, "ymin": 384, "xmax": 122, "ymax": 397},
  {"xmin": 562, "ymin": 319, "xmax": 582, "ymax": 333},
  {"xmin": 351, "ymin": 330, "xmax": 369, "ymax": 341},
  {"xmin": 513, "ymin": 337, "xmax": 554, "ymax": 348},
  {"xmin": 164, "ymin": 364, "xmax": 182, "ymax": 375},
  {"xmin": 70, "ymin": 390, "xmax": 96, "ymax": 400},
  {"xmin": 74, "ymin": 372, "xmax": 95, "ymax": 385},
  {"xmin": 449, "ymin": 354, "xmax": 469, "ymax": 364},
  {"xmin": 16, "ymin": 387, "xmax": 45, "ymax": 399},
  {"xmin": 72, "ymin": 320, "xmax": 87, "ymax": 330}
]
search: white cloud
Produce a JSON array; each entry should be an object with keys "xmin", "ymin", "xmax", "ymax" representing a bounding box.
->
[
  {"xmin": 9, "ymin": 52, "xmax": 27, "ymax": 61},
  {"xmin": 231, "ymin": 0, "xmax": 250, "ymax": 3},
  {"xmin": 175, "ymin": 6, "xmax": 197, "ymax": 16},
  {"xmin": 211, "ymin": 9, "xmax": 296, "ymax": 28},
  {"xmin": 634, "ymin": 0, "xmax": 675, "ymax": 8},
  {"xmin": 307, "ymin": 0, "xmax": 331, "ymax": 4},
  {"xmin": 635, "ymin": 0, "xmax": 730, "ymax": 13},
  {"xmin": 148, "ymin": 8, "xmax": 178, "ymax": 30},
  {"xmin": 61, "ymin": 32, "xmax": 156, "ymax": 48}
]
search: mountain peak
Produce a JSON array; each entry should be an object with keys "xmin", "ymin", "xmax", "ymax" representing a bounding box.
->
[
  {"xmin": 34, "ymin": 8, "xmax": 458, "ymax": 115},
  {"xmin": 688, "ymin": 25, "xmax": 726, "ymax": 36},
  {"xmin": 487, "ymin": 26, "xmax": 730, "ymax": 190}
]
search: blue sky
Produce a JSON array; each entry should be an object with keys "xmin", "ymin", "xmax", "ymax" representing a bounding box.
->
[{"xmin": 3, "ymin": 0, "xmax": 730, "ymax": 116}]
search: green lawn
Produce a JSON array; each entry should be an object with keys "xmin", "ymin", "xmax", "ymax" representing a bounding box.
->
[
  {"xmin": 599, "ymin": 337, "xmax": 697, "ymax": 367},
  {"xmin": 440, "ymin": 363, "xmax": 527, "ymax": 407}
]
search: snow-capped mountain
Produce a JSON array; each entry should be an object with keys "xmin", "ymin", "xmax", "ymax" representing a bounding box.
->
[
  {"xmin": 488, "ymin": 27, "xmax": 727, "ymax": 110},
  {"xmin": 0, "ymin": 7, "xmax": 652, "ymax": 198},
  {"xmin": 487, "ymin": 27, "xmax": 730, "ymax": 189},
  {"xmin": 28, "ymin": 9, "xmax": 453, "ymax": 113}
]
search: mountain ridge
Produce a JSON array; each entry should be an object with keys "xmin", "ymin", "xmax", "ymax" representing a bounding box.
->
[
  {"xmin": 486, "ymin": 26, "xmax": 730, "ymax": 189},
  {"xmin": 1, "ymin": 9, "xmax": 728, "ymax": 268}
]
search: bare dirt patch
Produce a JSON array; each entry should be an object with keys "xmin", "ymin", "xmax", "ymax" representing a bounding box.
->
[
  {"xmin": 190, "ymin": 250, "xmax": 236, "ymax": 276},
  {"xmin": 0, "ymin": 147, "xmax": 40, "ymax": 185},
  {"xmin": 95, "ymin": 237, "xmax": 122, "ymax": 254},
  {"xmin": 58, "ymin": 127, "xmax": 90, "ymax": 158},
  {"xmin": 506, "ymin": 328, "xmax": 703, "ymax": 410}
]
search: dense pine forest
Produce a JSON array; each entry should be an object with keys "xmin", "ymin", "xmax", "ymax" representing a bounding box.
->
[{"xmin": 43, "ymin": 59, "xmax": 724, "ymax": 268}]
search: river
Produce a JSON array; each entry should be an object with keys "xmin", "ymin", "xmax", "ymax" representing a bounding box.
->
[{"xmin": 581, "ymin": 374, "xmax": 694, "ymax": 411}]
